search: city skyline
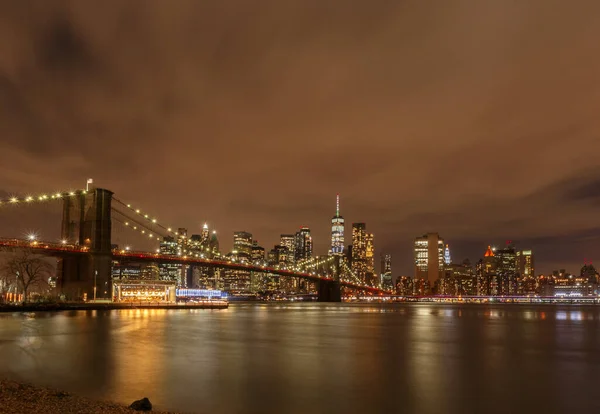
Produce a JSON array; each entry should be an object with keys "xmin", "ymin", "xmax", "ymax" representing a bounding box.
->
[
  {"xmin": 1, "ymin": 2, "xmax": 600, "ymax": 277},
  {"xmin": 0, "ymin": 186, "xmax": 596, "ymax": 278}
]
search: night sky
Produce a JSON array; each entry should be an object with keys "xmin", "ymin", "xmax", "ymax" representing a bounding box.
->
[{"xmin": 1, "ymin": 1, "xmax": 600, "ymax": 276}]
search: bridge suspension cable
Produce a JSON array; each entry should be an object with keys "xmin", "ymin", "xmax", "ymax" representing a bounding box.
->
[
  {"xmin": 111, "ymin": 214, "xmax": 162, "ymax": 243},
  {"xmin": 112, "ymin": 196, "xmax": 182, "ymax": 238},
  {"xmin": 340, "ymin": 261, "xmax": 365, "ymax": 286},
  {"xmin": 0, "ymin": 189, "xmax": 86, "ymax": 206}
]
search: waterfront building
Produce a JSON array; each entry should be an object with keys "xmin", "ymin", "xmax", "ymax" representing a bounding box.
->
[
  {"xmin": 395, "ymin": 276, "xmax": 413, "ymax": 296},
  {"xmin": 541, "ymin": 268, "xmax": 597, "ymax": 297},
  {"xmin": 112, "ymin": 280, "xmax": 176, "ymax": 303},
  {"xmin": 414, "ymin": 233, "xmax": 445, "ymax": 287},
  {"xmin": 330, "ymin": 195, "xmax": 345, "ymax": 256},
  {"xmin": 111, "ymin": 261, "xmax": 142, "ymax": 280},
  {"xmin": 413, "ymin": 278, "xmax": 430, "ymax": 296},
  {"xmin": 581, "ymin": 263, "xmax": 598, "ymax": 284},
  {"xmin": 441, "ymin": 259, "xmax": 476, "ymax": 295}
]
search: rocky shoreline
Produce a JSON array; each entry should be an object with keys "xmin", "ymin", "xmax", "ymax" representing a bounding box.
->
[{"xmin": 0, "ymin": 380, "xmax": 180, "ymax": 413}]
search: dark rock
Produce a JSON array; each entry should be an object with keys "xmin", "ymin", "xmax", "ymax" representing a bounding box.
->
[{"xmin": 130, "ymin": 397, "xmax": 152, "ymax": 411}]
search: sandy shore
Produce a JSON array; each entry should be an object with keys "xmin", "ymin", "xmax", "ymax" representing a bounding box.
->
[{"xmin": 0, "ymin": 380, "xmax": 179, "ymax": 413}]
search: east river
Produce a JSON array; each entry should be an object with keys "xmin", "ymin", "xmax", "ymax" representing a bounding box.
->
[{"xmin": 1, "ymin": 303, "xmax": 600, "ymax": 414}]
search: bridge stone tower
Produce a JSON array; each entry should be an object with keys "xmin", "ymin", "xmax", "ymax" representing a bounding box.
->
[
  {"xmin": 58, "ymin": 188, "xmax": 113, "ymax": 300},
  {"xmin": 318, "ymin": 256, "xmax": 341, "ymax": 302}
]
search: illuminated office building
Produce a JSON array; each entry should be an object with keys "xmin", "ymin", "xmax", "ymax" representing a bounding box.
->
[
  {"xmin": 233, "ymin": 231, "xmax": 253, "ymax": 262},
  {"xmin": 495, "ymin": 242, "xmax": 518, "ymax": 295},
  {"xmin": 330, "ymin": 195, "xmax": 345, "ymax": 256},
  {"xmin": 280, "ymin": 234, "xmax": 296, "ymax": 264},
  {"xmin": 365, "ymin": 232, "xmax": 376, "ymax": 286},
  {"xmin": 201, "ymin": 223, "xmax": 210, "ymax": 245},
  {"xmin": 209, "ymin": 230, "xmax": 219, "ymax": 256},
  {"xmin": 517, "ymin": 250, "xmax": 534, "ymax": 278},
  {"xmin": 352, "ymin": 223, "xmax": 368, "ymax": 283},
  {"xmin": 294, "ymin": 227, "xmax": 313, "ymax": 262},
  {"xmin": 441, "ymin": 259, "xmax": 476, "ymax": 296},
  {"xmin": 414, "ymin": 233, "xmax": 445, "ymax": 284},
  {"xmin": 159, "ymin": 236, "xmax": 181, "ymax": 282},
  {"xmin": 380, "ymin": 254, "xmax": 393, "ymax": 291},
  {"xmin": 251, "ymin": 241, "xmax": 266, "ymax": 264},
  {"xmin": 268, "ymin": 245, "xmax": 290, "ymax": 267},
  {"xmin": 444, "ymin": 244, "xmax": 452, "ymax": 265},
  {"xmin": 111, "ymin": 261, "xmax": 142, "ymax": 280},
  {"xmin": 476, "ymin": 246, "xmax": 497, "ymax": 295}
]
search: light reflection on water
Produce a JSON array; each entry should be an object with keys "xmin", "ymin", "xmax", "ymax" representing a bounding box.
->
[{"xmin": 1, "ymin": 303, "xmax": 600, "ymax": 414}]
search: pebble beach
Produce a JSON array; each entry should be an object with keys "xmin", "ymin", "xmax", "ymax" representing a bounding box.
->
[{"xmin": 0, "ymin": 380, "xmax": 179, "ymax": 413}]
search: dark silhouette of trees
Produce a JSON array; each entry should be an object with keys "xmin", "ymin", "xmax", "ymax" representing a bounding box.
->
[{"xmin": 3, "ymin": 250, "xmax": 53, "ymax": 302}]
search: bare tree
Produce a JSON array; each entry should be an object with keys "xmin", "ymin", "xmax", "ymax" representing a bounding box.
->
[{"xmin": 3, "ymin": 250, "xmax": 54, "ymax": 302}]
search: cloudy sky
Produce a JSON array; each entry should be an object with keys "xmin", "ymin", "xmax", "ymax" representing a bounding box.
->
[{"xmin": 1, "ymin": 0, "xmax": 600, "ymax": 276}]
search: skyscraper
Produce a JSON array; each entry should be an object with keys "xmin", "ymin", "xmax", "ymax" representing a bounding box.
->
[
  {"xmin": 208, "ymin": 230, "xmax": 219, "ymax": 257},
  {"xmin": 414, "ymin": 233, "xmax": 444, "ymax": 284},
  {"xmin": 444, "ymin": 244, "xmax": 452, "ymax": 265},
  {"xmin": 352, "ymin": 223, "xmax": 368, "ymax": 283},
  {"xmin": 233, "ymin": 231, "xmax": 253, "ymax": 262},
  {"xmin": 251, "ymin": 240, "xmax": 265, "ymax": 264},
  {"xmin": 381, "ymin": 254, "xmax": 393, "ymax": 291},
  {"xmin": 495, "ymin": 242, "xmax": 518, "ymax": 295},
  {"xmin": 176, "ymin": 228, "xmax": 189, "ymax": 287},
  {"xmin": 201, "ymin": 223, "xmax": 210, "ymax": 245},
  {"xmin": 365, "ymin": 232, "xmax": 376, "ymax": 285},
  {"xmin": 517, "ymin": 250, "xmax": 534, "ymax": 278},
  {"xmin": 280, "ymin": 234, "xmax": 296, "ymax": 264},
  {"xmin": 330, "ymin": 194, "xmax": 345, "ymax": 256},
  {"xmin": 294, "ymin": 227, "xmax": 312, "ymax": 262},
  {"xmin": 477, "ymin": 246, "xmax": 497, "ymax": 295}
]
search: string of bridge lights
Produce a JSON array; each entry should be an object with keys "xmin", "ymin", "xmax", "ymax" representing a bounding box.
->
[
  {"xmin": 341, "ymin": 262, "xmax": 365, "ymax": 286},
  {"xmin": 0, "ymin": 189, "xmax": 87, "ymax": 205},
  {"xmin": 112, "ymin": 196, "xmax": 184, "ymax": 238}
]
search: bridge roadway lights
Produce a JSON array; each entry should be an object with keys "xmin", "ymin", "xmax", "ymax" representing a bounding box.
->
[{"xmin": 317, "ymin": 280, "xmax": 341, "ymax": 302}]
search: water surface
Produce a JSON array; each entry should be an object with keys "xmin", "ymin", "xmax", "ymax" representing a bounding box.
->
[{"xmin": 1, "ymin": 303, "xmax": 600, "ymax": 414}]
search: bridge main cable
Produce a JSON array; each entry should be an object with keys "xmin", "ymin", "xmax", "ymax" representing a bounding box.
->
[{"xmin": 112, "ymin": 196, "xmax": 181, "ymax": 238}]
